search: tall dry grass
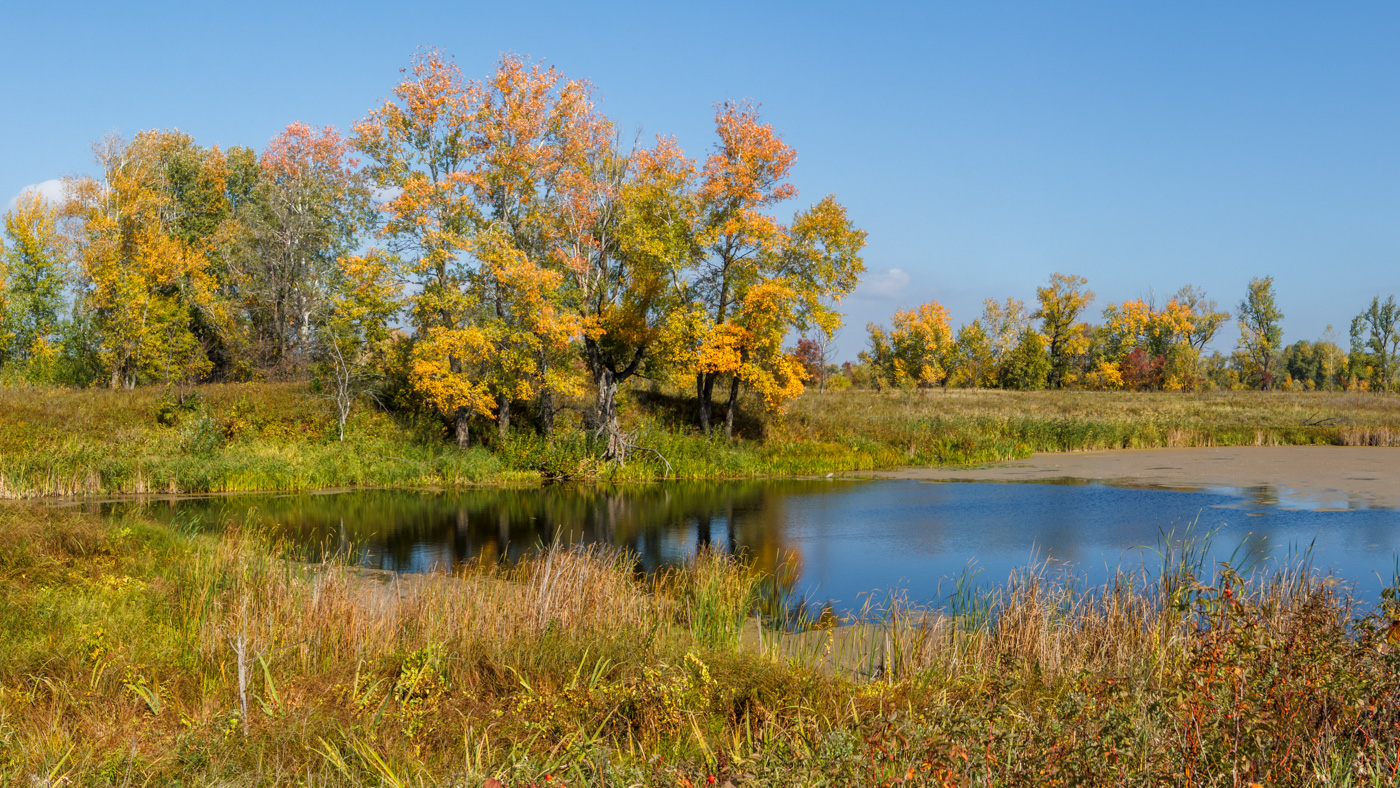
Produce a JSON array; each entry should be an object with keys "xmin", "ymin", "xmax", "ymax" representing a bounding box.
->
[{"xmin": 5, "ymin": 504, "xmax": 1400, "ymax": 785}]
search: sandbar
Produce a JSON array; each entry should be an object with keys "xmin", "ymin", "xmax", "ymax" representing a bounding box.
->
[{"xmin": 864, "ymin": 446, "xmax": 1400, "ymax": 510}]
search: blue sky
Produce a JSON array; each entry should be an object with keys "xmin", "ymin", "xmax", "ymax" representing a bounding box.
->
[{"xmin": 4, "ymin": 1, "xmax": 1398, "ymax": 358}]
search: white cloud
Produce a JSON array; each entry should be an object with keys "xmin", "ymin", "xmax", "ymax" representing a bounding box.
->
[
  {"xmin": 6, "ymin": 179, "xmax": 65, "ymax": 211},
  {"xmin": 855, "ymin": 268, "xmax": 912, "ymax": 300}
]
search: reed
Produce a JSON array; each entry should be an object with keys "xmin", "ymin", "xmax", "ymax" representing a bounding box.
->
[
  {"xmin": 4, "ymin": 382, "xmax": 1400, "ymax": 497},
  {"xmin": 4, "ymin": 504, "xmax": 1400, "ymax": 785}
]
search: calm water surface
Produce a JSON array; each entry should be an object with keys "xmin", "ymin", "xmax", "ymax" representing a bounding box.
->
[{"xmin": 106, "ymin": 479, "xmax": 1400, "ymax": 610}]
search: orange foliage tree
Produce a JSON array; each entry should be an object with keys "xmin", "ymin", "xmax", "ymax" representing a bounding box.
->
[
  {"xmin": 692, "ymin": 103, "xmax": 865, "ymax": 437},
  {"xmin": 355, "ymin": 51, "xmax": 601, "ymax": 443}
]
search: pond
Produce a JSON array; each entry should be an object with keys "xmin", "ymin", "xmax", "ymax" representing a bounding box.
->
[{"xmin": 102, "ymin": 478, "xmax": 1400, "ymax": 612}]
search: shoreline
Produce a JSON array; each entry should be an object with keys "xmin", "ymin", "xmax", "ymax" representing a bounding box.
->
[{"xmin": 860, "ymin": 445, "xmax": 1400, "ymax": 510}]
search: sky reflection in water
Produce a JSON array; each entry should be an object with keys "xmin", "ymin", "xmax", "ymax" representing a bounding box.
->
[{"xmin": 110, "ymin": 479, "xmax": 1400, "ymax": 612}]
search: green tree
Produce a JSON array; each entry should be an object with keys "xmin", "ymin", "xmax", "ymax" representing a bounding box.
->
[
  {"xmin": 980, "ymin": 297, "xmax": 1029, "ymax": 382},
  {"xmin": 236, "ymin": 122, "xmax": 370, "ymax": 374},
  {"xmin": 1000, "ymin": 329, "xmax": 1050, "ymax": 390},
  {"xmin": 1349, "ymin": 295, "xmax": 1400, "ymax": 392},
  {"xmin": 1236, "ymin": 276, "xmax": 1284, "ymax": 390},
  {"xmin": 315, "ymin": 250, "xmax": 400, "ymax": 441},
  {"xmin": 1280, "ymin": 340, "xmax": 1322, "ymax": 390},
  {"xmin": 949, "ymin": 320, "xmax": 996, "ymax": 387}
]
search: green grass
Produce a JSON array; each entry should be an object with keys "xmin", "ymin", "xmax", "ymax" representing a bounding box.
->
[
  {"xmin": 5, "ymin": 505, "xmax": 1400, "ymax": 785},
  {"xmin": 2, "ymin": 382, "xmax": 1400, "ymax": 497}
]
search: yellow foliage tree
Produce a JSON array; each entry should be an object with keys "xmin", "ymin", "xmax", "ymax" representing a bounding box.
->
[
  {"xmin": 562, "ymin": 137, "xmax": 702, "ymax": 459},
  {"xmin": 1, "ymin": 191, "xmax": 67, "ymax": 370},
  {"xmin": 65, "ymin": 132, "xmax": 229, "ymax": 389},
  {"xmin": 1033, "ymin": 273, "xmax": 1094, "ymax": 387},
  {"xmin": 863, "ymin": 300, "xmax": 953, "ymax": 390},
  {"xmin": 1099, "ymin": 295, "xmax": 1201, "ymax": 390},
  {"xmin": 698, "ymin": 281, "xmax": 806, "ymax": 412}
]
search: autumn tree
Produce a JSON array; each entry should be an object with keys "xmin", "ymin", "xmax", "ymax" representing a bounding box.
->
[
  {"xmin": 1174, "ymin": 285, "xmax": 1229, "ymax": 352},
  {"xmin": 236, "ymin": 122, "xmax": 371, "ymax": 374},
  {"xmin": 1, "ymin": 191, "xmax": 67, "ymax": 371},
  {"xmin": 64, "ymin": 131, "xmax": 231, "ymax": 389},
  {"xmin": 794, "ymin": 329, "xmax": 843, "ymax": 392},
  {"xmin": 464, "ymin": 55, "xmax": 604, "ymax": 437},
  {"xmin": 1236, "ymin": 276, "xmax": 1284, "ymax": 390},
  {"xmin": 712, "ymin": 280, "xmax": 808, "ymax": 414},
  {"xmin": 558, "ymin": 136, "xmax": 701, "ymax": 457},
  {"xmin": 356, "ymin": 51, "xmax": 605, "ymax": 443},
  {"xmin": 793, "ymin": 338, "xmax": 824, "ymax": 383},
  {"xmin": 690, "ymin": 101, "xmax": 794, "ymax": 434},
  {"xmin": 691, "ymin": 102, "xmax": 865, "ymax": 437},
  {"xmin": 354, "ymin": 50, "xmax": 480, "ymax": 445},
  {"xmin": 1349, "ymin": 295, "xmax": 1400, "ymax": 392},
  {"xmin": 1097, "ymin": 296, "xmax": 1195, "ymax": 390},
  {"xmin": 862, "ymin": 300, "xmax": 953, "ymax": 390},
  {"xmin": 140, "ymin": 132, "xmax": 252, "ymax": 379},
  {"xmin": 1032, "ymin": 273, "xmax": 1093, "ymax": 387}
]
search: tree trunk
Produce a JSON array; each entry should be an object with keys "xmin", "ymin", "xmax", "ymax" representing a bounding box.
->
[
  {"xmin": 585, "ymin": 339, "xmax": 646, "ymax": 462},
  {"xmin": 454, "ymin": 408, "xmax": 472, "ymax": 448},
  {"xmin": 723, "ymin": 375, "xmax": 740, "ymax": 441},
  {"xmin": 497, "ymin": 395, "xmax": 511, "ymax": 438},
  {"xmin": 537, "ymin": 388, "xmax": 556, "ymax": 440},
  {"xmin": 597, "ymin": 367, "xmax": 625, "ymax": 461},
  {"xmin": 698, "ymin": 372, "xmax": 716, "ymax": 435}
]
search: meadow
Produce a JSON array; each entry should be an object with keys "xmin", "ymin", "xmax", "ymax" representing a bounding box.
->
[
  {"xmin": 5, "ymin": 504, "xmax": 1400, "ymax": 786},
  {"xmin": 2, "ymin": 382, "xmax": 1399, "ymax": 498}
]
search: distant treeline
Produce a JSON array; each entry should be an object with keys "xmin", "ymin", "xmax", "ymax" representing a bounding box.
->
[{"xmin": 823, "ymin": 274, "xmax": 1399, "ymax": 394}]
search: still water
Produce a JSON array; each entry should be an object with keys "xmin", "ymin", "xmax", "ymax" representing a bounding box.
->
[{"xmin": 107, "ymin": 479, "xmax": 1400, "ymax": 610}]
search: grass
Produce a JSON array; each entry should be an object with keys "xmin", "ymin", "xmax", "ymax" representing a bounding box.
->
[
  {"xmin": 5, "ymin": 504, "xmax": 1400, "ymax": 785},
  {"xmin": 2, "ymin": 382, "xmax": 1400, "ymax": 497}
]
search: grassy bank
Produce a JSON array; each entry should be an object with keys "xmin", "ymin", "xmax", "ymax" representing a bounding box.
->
[
  {"xmin": 5, "ymin": 505, "xmax": 1400, "ymax": 785},
  {"xmin": 2, "ymin": 383, "xmax": 1400, "ymax": 498}
]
